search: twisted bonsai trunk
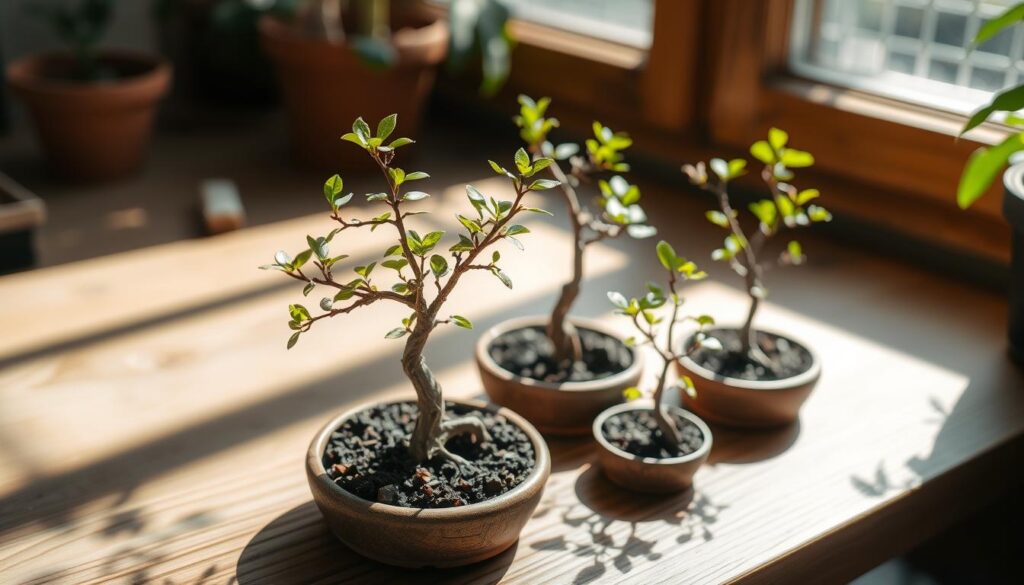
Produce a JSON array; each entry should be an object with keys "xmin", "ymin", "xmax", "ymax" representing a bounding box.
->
[{"xmin": 543, "ymin": 154, "xmax": 584, "ymax": 366}]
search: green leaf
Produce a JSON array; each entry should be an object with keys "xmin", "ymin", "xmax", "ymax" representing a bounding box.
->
[
  {"xmin": 385, "ymin": 327, "xmax": 407, "ymax": 339},
  {"xmin": 450, "ymin": 235, "xmax": 475, "ymax": 253},
  {"xmin": 429, "ymin": 254, "xmax": 449, "ymax": 278},
  {"xmin": 727, "ymin": 158, "xmax": 747, "ymax": 178},
  {"xmin": 709, "ymin": 158, "xmax": 729, "ymax": 180},
  {"xmin": 274, "ymin": 250, "xmax": 292, "ymax": 268},
  {"xmin": 768, "ymin": 127, "xmax": 789, "ymax": 151},
  {"xmin": 681, "ymin": 375, "xmax": 697, "ymax": 398},
  {"xmin": 405, "ymin": 171, "xmax": 429, "ymax": 181},
  {"xmin": 705, "ymin": 210, "xmax": 730, "ymax": 228},
  {"xmin": 341, "ymin": 132, "xmax": 366, "ymax": 147},
  {"xmin": 780, "ymin": 148, "xmax": 814, "ymax": 168},
  {"xmin": 293, "ymin": 249, "xmax": 313, "ymax": 270},
  {"xmin": 607, "ymin": 291, "xmax": 628, "ymax": 309},
  {"xmin": 554, "ymin": 143, "xmax": 579, "ymax": 160},
  {"xmin": 382, "ymin": 258, "xmax": 408, "ymax": 271},
  {"xmin": 420, "ymin": 231, "xmax": 444, "ymax": 252},
  {"xmin": 333, "ymin": 193, "xmax": 353, "ymax": 208},
  {"xmin": 353, "ymin": 117, "xmax": 372, "ymax": 142},
  {"xmin": 323, "ymin": 175, "xmax": 343, "ymax": 202},
  {"xmin": 958, "ymin": 133, "xmax": 1024, "ymax": 208},
  {"xmin": 457, "ymin": 214, "xmax": 482, "ymax": 233},
  {"xmin": 627, "ymin": 224, "xmax": 656, "ymax": 238},
  {"xmin": 302, "ymin": 281, "xmax": 315, "ymax": 296},
  {"xmin": 452, "ymin": 315, "xmax": 473, "ymax": 329},
  {"xmin": 388, "ymin": 167, "xmax": 406, "ymax": 186},
  {"xmin": 388, "ymin": 137, "xmax": 415, "ymax": 149},
  {"xmin": 403, "ymin": 191, "xmax": 429, "ymax": 201},
  {"xmin": 750, "ymin": 140, "xmax": 776, "ymax": 165},
  {"xmin": 656, "ymin": 240, "xmax": 677, "ymax": 271},
  {"xmin": 529, "ymin": 179, "xmax": 561, "ymax": 190},
  {"xmin": 367, "ymin": 192, "xmax": 389, "ymax": 202},
  {"xmin": 385, "ymin": 245, "xmax": 403, "ymax": 257},
  {"xmin": 492, "ymin": 267, "xmax": 513, "ymax": 289},
  {"xmin": 514, "ymin": 148, "xmax": 531, "ymax": 174},
  {"xmin": 962, "ymin": 85, "xmax": 1024, "ymax": 136},
  {"xmin": 749, "ymin": 200, "xmax": 778, "ymax": 227},
  {"xmin": 796, "ymin": 188, "xmax": 820, "ymax": 205},
  {"xmin": 377, "ymin": 114, "xmax": 397, "ymax": 140},
  {"xmin": 504, "ymin": 224, "xmax": 530, "ymax": 237},
  {"xmin": 788, "ymin": 240, "xmax": 803, "ymax": 259},
  {"xmin": 808, "ymin": 205, "xmax": 833, "ymax": 222},
  {"xmin": 354, "ymin": 262, "xmax": 376, "ymax": 278},
  {"xmin": 523, "ymin": 206, "xmax": 553, "ymax": 216},
  {"xmin": 623, "ymin": 386, "xmax": 642, "ymax": 401},
  {"xmin": 288, "ymin": 304, "xmax": 311, "ymax": 322},
  {"xmin": 974, "ymin": 4, "xmax": 1024, "ymax": 46},
  {"xmin": 488, "ymin": 160, "xmax": 508, "ymax": 175},
  {"xmin": 287, "ymin": 332, "xmax": 300, "ymax": 349},
  {"xmin": 466, "ymin": 184, "xmax": 487, "ymax": 211}
]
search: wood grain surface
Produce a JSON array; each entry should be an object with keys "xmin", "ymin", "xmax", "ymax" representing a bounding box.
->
[{"xmin": 1, "ymin": 167, "xmax": 1022, "ymax": 585}]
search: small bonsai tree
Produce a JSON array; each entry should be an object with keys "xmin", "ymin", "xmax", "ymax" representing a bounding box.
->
[
  {"xmin": 289, "ymin": 0, "xmax": 512, "ymax": 93},
  {"xmin": 261, "ymin": 114, "xmax": 557, "ymax": 464},
  {"xmin": 27, "ymin": 0, "xmax": 114, "ymax": 81},
  {"xmin": 682, "ymin": 129, "xmax": 831, "ymax": 371},
  {"xmin": 514, "ymin": 95, "xmax": 656, "ymax": 372},
  {"xmin": 957, "ymin": 2, "xmax": 1024, "ymax": 208},
  {"xmin": 607, "ymin": 240, "xmax": 714, "ymax": 448}
]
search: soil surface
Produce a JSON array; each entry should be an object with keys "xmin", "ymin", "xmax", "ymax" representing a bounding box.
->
[
  {"xmin": 489, "ymin": 325, "xmax": 632, "ymax": 383},
  {"xmin": 602, "ymin": 409, "xmax": 704, "ymax": 459},
  {"xmin": 323, "ymin": 402, "xmax": 536, "ymax": 509},
  {"xmin": 689, "ymin": 328, "xmax": 813, "ymax": 381}
]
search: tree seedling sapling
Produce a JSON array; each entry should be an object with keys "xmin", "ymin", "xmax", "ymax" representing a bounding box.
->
[
  {"xmin": 513, "ymin": 94, "xmax": 656, "ymax": 374},
  {"xmin": 27, "ymin": 0, "xmax": 114, "ymax": 81},
  {"xmin": 682, "ymin": 128, "xmax": 831, "ymax": 374},
  {"xmin": 607, "ymin": 240, "xmax": 715, "ymax": 449},
  {"xmin": 261, "ymin": 114, "xmax": 557, "ymax": 465}
]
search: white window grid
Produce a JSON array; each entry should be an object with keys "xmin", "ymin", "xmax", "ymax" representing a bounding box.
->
[{"xmin": 790, "ymin": 0, "xmax": 1022, "ymax": 115}]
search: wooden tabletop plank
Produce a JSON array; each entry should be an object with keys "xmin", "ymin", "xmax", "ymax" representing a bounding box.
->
[{"xmin": 1, "ymin": 175, "xmax": 1022, "ymax": 584}]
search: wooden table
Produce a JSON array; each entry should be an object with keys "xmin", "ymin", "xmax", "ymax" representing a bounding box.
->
[{"xmin": 1, "ymin": 171, "xmax": 1022, "ymax": 585}]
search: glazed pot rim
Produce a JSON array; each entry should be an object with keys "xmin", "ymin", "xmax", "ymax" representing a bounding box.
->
[
  {"xmin": 678, "ymin": 325, "xmax": 822, "ymax": 391},
  {"xmin": 307, "ymin": 396, "xmax": 550, "ymax": 521},
  {"xmin": 592, "ymin": 401, "xmax": 713, "ymax": 465},
  {"xmin": 475, "ymin": 315, "xmax": 644, "ymax": 392},
  {"xmin": 5, "ymin": 50, "xmax": 171, "ymax": 93}
]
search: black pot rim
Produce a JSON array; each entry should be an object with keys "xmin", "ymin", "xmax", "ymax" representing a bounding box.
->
[{"xmin": 1003, "ymin": 163, "xmax": 1024, "ymax": 229}]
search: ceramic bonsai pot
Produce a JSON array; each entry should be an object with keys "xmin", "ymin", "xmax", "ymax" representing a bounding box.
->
[
  {"xmin": 6, "ymin": 51, "xmax": 171, "ymax": 182},
  {"xmin": 306, "ymin": 397, "xmax": 550, "ymax": 568},
  {"xmin": 593, "ymin": 401, "xmax": 712, "ymax": 494},
  {"xmin": 0, "ymin": 172, "xmax": 46, "ymax": 273},
  {"xmin": 676, "ymin": 326, "xmax": 821, "ymax": 428},
  {"xmin": 476, "ymin": 315, "xmax": 643, "ymax": 436},
  {"xmin": 259, "ymin": 12, "xmax": 447, "ymax": 170},
  {"xmin": 1004, "ymin": 163, "xmax": 1024, "ymax": 366}
]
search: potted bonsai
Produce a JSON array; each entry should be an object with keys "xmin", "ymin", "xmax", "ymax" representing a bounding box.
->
[
  {"xmin": 678, "ymin": 128, "xmax": 831, "ymax": 427},
  {"xmin": 476, "ymin": 95, "xmax": 656, "ymax": 435},
  {"xmin": 259, "ymin": 0, "xmax": 511, "ymax": 169},
  {"xmin": 956, "ymin": 2, "xmax": 1024, "ymax": 365},
  {"xmin": 595, "ymin": 240, "xmax": 714, "ymax": 494},
  {"xmin": 261, "ymin": 114, "xmax": 555, "ymax": 567},
  {"xmin": 6, "ymin": 0, "xmax": 172, "ymax": 182}
]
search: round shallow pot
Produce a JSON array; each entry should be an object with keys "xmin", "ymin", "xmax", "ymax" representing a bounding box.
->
[
  {"xmin": 306, "ymin": 397, "xmax": 550, "ymax": 568},
  {"xmin": 676, "ymin": 326, "xmax": 821, "ymax": 428},
  {"xmin": 593, "ymin": 401, "xmax": 712, "ymax": 494},
  {"xmin": 6, "ymin": 51, "xmax": 171, "ymax": 182},
  {"xmin": 476, "ymin": 315, "xmax": 643, "ymax": 436},
  {"xmin": 259, "ymin": 13, "xmax": 447, "ymax": 170}
]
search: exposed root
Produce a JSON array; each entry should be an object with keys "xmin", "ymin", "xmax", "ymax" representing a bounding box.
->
[{"xmin": 441, "ymin": 415, "xmax": 492, "ymax": 445}]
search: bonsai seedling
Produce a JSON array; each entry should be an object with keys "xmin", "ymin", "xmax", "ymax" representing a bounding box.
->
[
  {"xmin": 682, "ymin": 128, "xmax": 831, "ymax": 374},
  {"xmin": 514, "ymin": 94, "xmax": 656, "ymax": 373},
  {"xmin": 262, "ymin": 114, "xmax": 556, "ymax": 469},
  {"xmin": 27, "ymin": 0, "xmax": 114, "ymax": 81},
  {"xmin": 607, "ymin": 241, "xmax": 714, "ymax": 450}
]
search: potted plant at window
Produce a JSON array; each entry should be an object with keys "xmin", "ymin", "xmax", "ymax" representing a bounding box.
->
[
  {"xmin": 476, "ymin": 95, "xmax": 655, "ymax": 435},
  {"xmin": 595, "ymin": 240, "xmax": 714, "ymax": 493},
  {"xmin": 259, "ymin": 0, "xmax": 511, "ymax": 169},
  {"xmin": 261, "ymin": 114, "xmax": 554, "ymax": 567},
  {"xmin": 956, "ymin": 3, "xmax": 1024, "ymax": 365},
  {"xmin": 5, "ymin": 0, "xmax": 172, "ymax": 182},
  {"xmin": 678, "ymin": 129, "xmax": 831, "ymax": 428}
]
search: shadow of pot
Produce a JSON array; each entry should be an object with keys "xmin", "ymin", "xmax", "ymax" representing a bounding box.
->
[
  {"xmin": 676, "ymin": 326, "xmax": 821, "ymax": 428},
  {"xmin": 1004, "ymin": 163, "xmax": 1024, "ymax": 366},
  {"xmin": 476, "ymin": 315, "xmax": 643, "ymax": 436},
  {"xmin": 305, "ymin": 397, "xmax": 550, "ymax": 568},
  {"xmin": 592, "ymin": 401, "xmax": 712, "ymax": 494}
]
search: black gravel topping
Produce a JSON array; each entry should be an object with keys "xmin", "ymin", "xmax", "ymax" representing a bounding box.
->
[
  {"xmin": 689, "ymin": 328, "xmax": 813, "ymax": 382},
  {"xmin": 602, "ymin": 408, "xmax": 704, "ymax": 459},
  {"xmin": 323, "ymin": 402, "xmax": 536, "ymax": 509},
  {"xmin": 489, "ymin": 325, "xmax": 632, "ymax": 383}
]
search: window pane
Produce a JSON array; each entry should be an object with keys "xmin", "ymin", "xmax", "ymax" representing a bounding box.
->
[{"xmin": 791, "ymin": 0, "xmax": 1021, "ymax": 114}]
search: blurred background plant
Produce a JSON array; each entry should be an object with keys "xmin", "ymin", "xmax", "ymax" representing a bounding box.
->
[{"xmin": 25, "ymin": 0, "xmax": 115, "ymax": 81}]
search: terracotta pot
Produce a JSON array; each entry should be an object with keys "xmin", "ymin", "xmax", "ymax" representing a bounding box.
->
[
  {"xmin": 6, "ymin": 51, "xmax": 171, "ymax": 182},
  {"xmin": 676, "ymin": 326, "xmax": 822, "ymax": 428},
  {"xmin": 305, "ymin": 397, "xmax": 550, "ymax": 568},
  {"xmin": 593, "ymin": 401, "xmax": 712, "ymax": 494},
  {"xmin": 476, "ymin": 316, "xmax": 643, "ymax": 436},
  {"xmin": 259, "ymin": 14, "xmax": 448, "ymax": 170}
]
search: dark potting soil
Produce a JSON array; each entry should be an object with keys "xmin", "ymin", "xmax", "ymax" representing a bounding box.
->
[
  {"xmin": 489, "ymin": 325, "xmax": 632, "ymax": 383},
  {"xmin": 323, "ymin": 402, "xmax": 536, "ymax": 509},
  {"xmin": 689, "ymin": 328, "xmax": 813, "ymax": 382},
  {"xmin": 602, "ymin": 409, "xmax": 704, "ymax": 459}
]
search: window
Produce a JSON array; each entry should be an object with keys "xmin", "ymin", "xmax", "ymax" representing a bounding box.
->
[
  {"xmin": 496, "ymin": 0, "xmax": 654, "ymax": 48},
  {"xmin": 790, "ymin": 0, "xmax": 1020, "ymax": 114}
]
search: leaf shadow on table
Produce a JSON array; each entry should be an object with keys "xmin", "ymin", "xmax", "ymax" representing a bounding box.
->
[
  {"xmin": 234, "ymin": 501, "xmax": 516, "ymax": 585},
  {"xmin": 527, "ymin": 463, "xmax": 727, "ymax": 585}
]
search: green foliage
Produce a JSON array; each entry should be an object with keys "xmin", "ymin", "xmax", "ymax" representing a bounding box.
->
[
  {"xmin": 27, "ymin": 0, "xmax": 114, "ymax": 81},
  {"xmin": 263, "ymin": 113, "xmax": 550, "ymax": 350},
  {"xmin": 959, "ymin": 133, "xmax": 1024, "ymax": 208}
]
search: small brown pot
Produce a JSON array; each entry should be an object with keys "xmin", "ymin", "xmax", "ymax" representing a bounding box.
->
[
  {"xmin": 593, "ymin": 401, "xmax": 712, "ymax": 494},
  {"xmin": 259, "ymin": 13, "xmax": 447, "ymax": 170},
  {"xmin": 306, "ymin": 397, "xmax": 550, "ymax": 568},
  {"xmin": 476, "ymin": 316, "xmax": 643, "ymax": 436},
  {"xmin": 676, "ymin": 326, "xmax": 822, "ymax": 428},
  {"xmin": 6, "ymin": 51, "xmax": 171, "ymax": 182}
]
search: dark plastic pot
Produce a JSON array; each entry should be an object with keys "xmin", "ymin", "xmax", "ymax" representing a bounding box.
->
[{"xmin": 1004, "ymin": 164, "xmax": 1024, "ymax": 365}]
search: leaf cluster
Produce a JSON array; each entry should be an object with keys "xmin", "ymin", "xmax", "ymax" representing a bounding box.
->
[{"xmin": 26, "ymin": 0, "xmax": 113, "ymax": 79}]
